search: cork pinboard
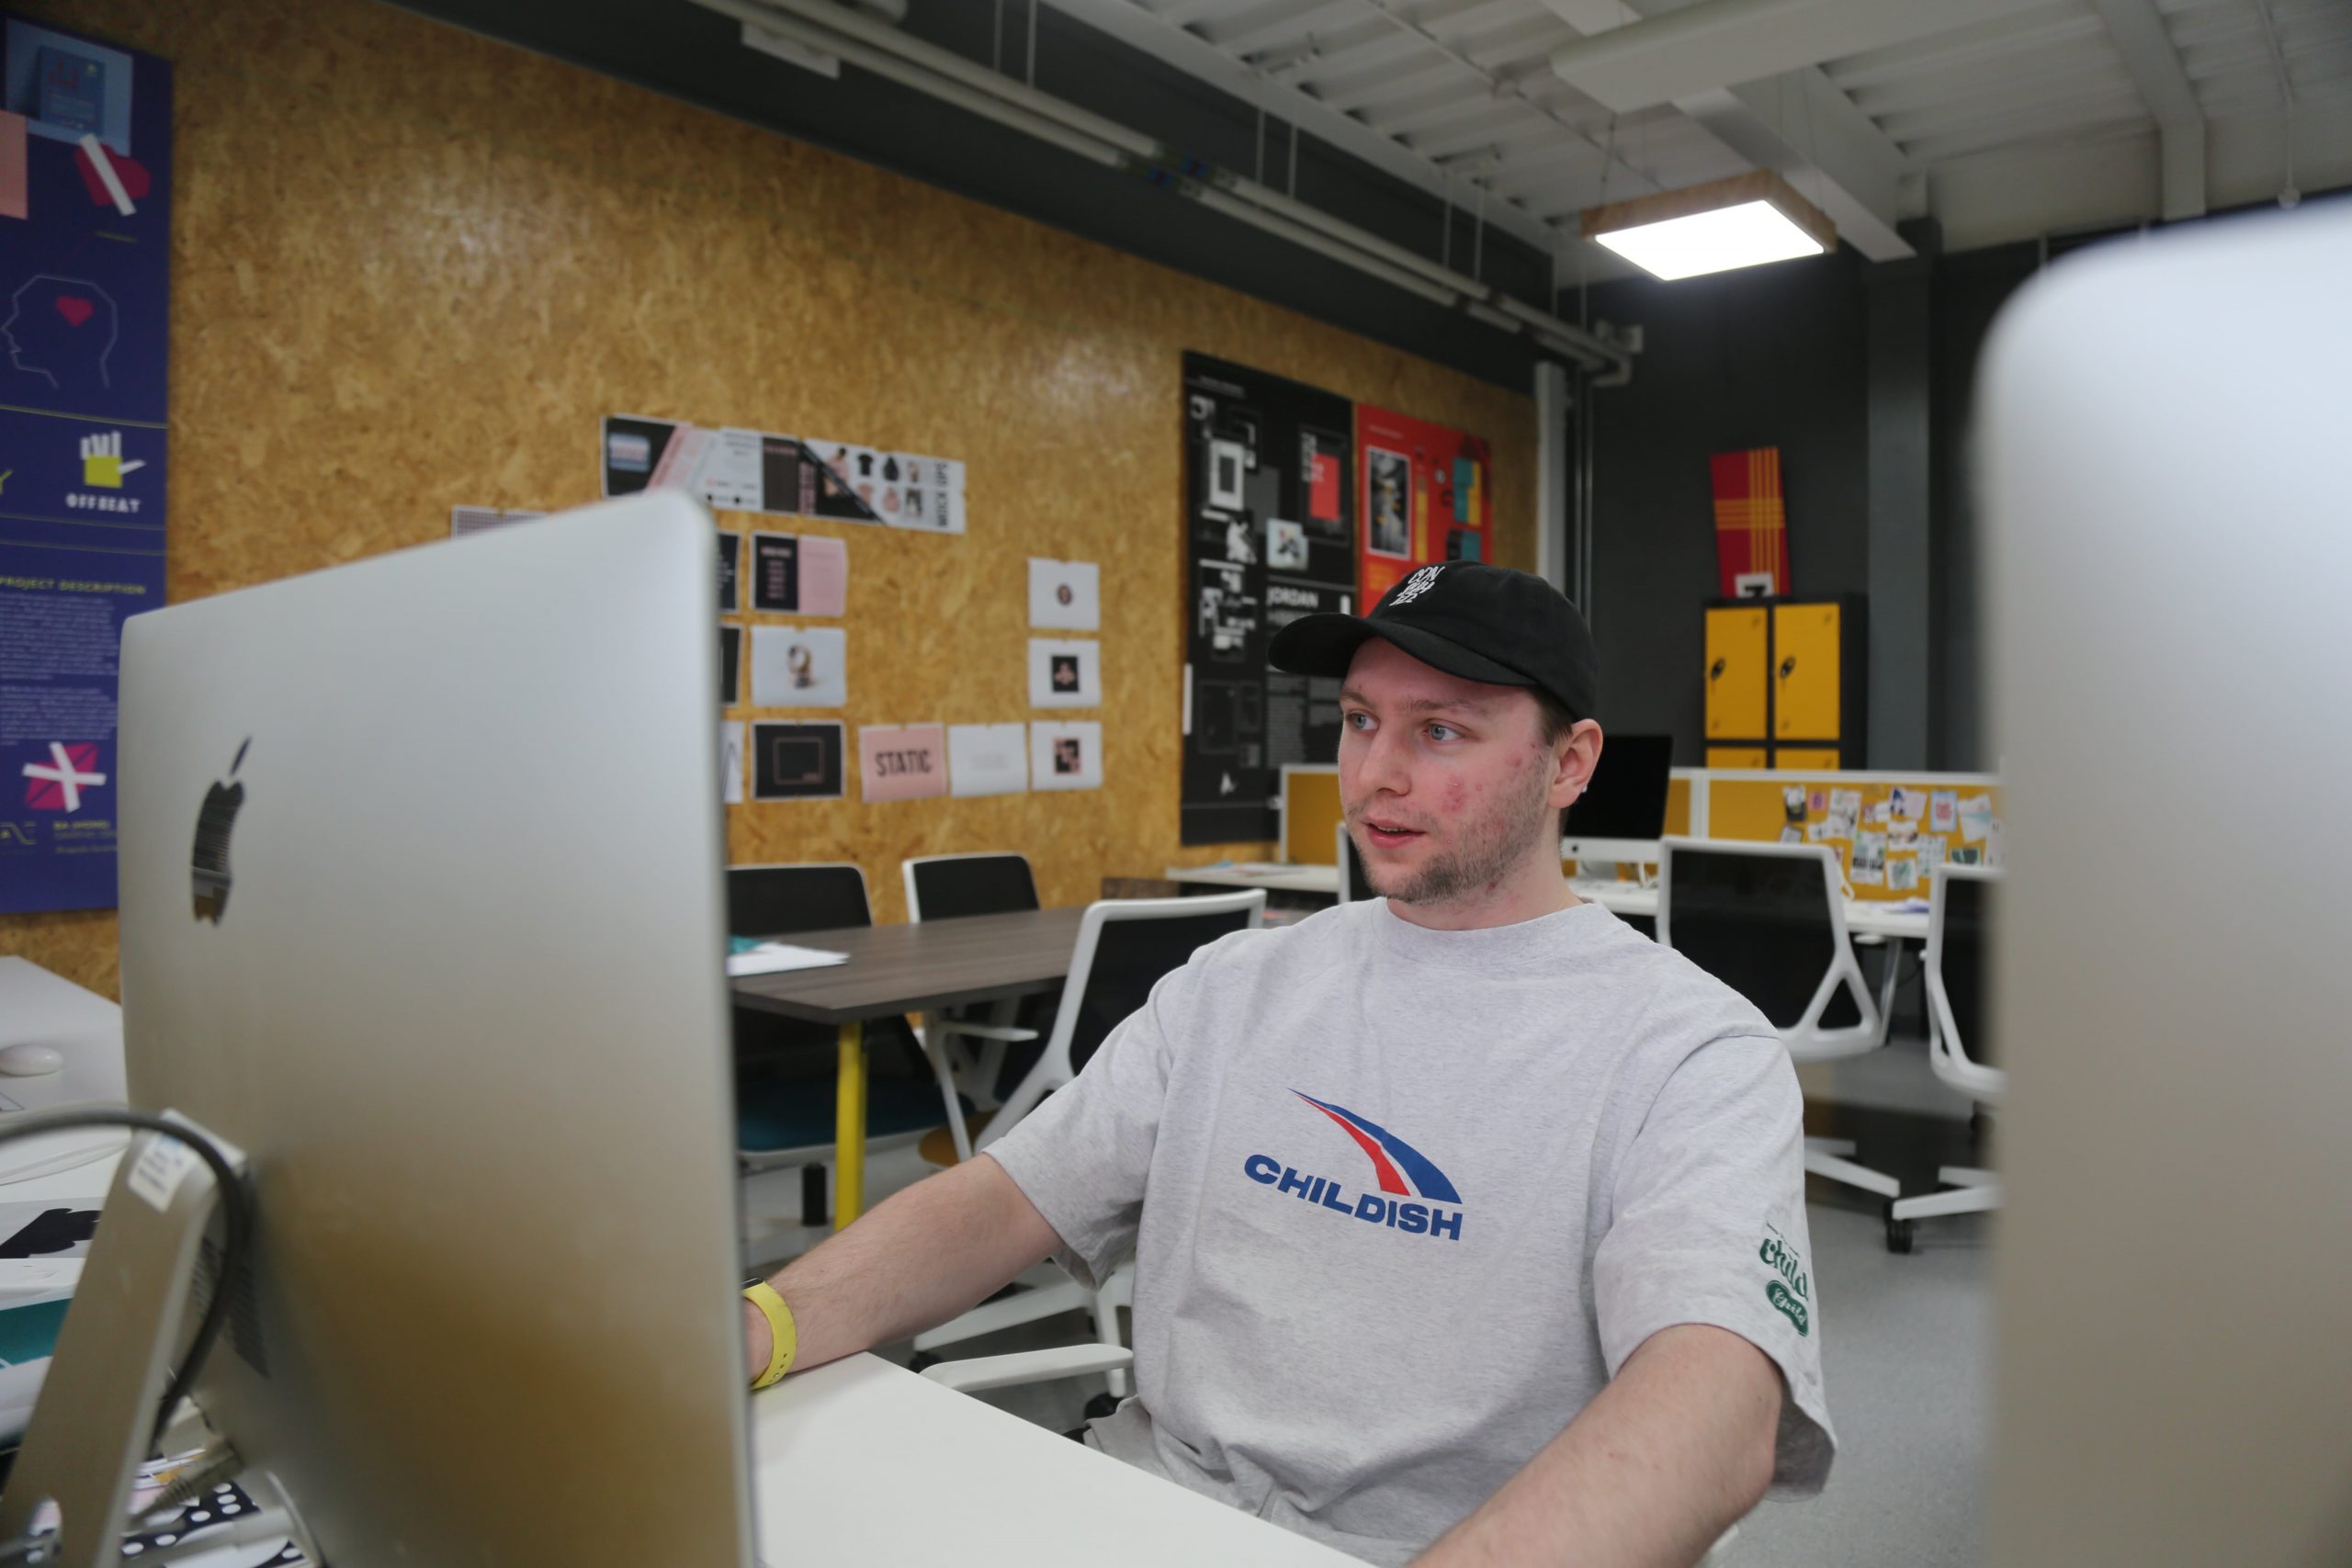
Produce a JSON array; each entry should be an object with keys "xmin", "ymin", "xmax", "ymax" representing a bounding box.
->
[{"xmin": 0, "ymin": 0, "xmax": 1536, "ymax": 997}]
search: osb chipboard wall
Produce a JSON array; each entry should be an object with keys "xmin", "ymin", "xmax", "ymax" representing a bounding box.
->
[{"xmin": 2, "ymin": 0, "xmax": 1535, "ymax": 998}]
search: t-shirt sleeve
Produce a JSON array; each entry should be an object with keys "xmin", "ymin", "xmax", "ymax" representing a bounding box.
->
[
  {"xmin": 978, "ymin": 960, "xmax": 1190, "ymax": 1292},
  {"xmin": 1589, "ymin": 1032, "xmax": 1837, "ymax": 1496}
]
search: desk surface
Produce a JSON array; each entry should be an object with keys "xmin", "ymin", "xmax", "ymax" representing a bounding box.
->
[
  {"xmin": 0, "ymin": 958, "xmax": 129, "ymax": 1203},
  {"xmin": 752, "ymin": 1354, "xmax": 1363, "ymax": 1565},
  {"xmin": 730, "ymin": 906, "xmax": 1089, "ymax": 1023}
]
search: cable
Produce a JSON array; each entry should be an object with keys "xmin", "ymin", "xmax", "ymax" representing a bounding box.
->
[{"xmin": 0, "ymin": 1110, "xmax": 251, "ymax": 1453}]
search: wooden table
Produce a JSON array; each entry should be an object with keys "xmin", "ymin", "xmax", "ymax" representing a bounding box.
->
[{"xmin": 730, "ymin": 907, "xmax": 1089, "ymax": 1227}]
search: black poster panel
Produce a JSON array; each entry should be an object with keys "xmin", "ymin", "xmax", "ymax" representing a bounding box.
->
[{"xmin": 1181, "ymin": 355, "xmax": 1356, "ymax": 845}]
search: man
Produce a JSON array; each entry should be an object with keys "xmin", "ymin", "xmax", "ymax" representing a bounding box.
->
[{"xmin": 741, "ymin": 564, "xmax": 1834, "ymax": 1567}]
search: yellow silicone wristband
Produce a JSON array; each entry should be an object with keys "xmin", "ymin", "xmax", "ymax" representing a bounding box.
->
[{"xmin": 744, "ymin": 1281, "xmax": 797, "ymax": 1391}]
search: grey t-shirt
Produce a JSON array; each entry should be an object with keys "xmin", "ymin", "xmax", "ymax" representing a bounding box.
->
[{"xmin": 984, "ymin": 897, "xmax": 1835, "ymax": 1566}]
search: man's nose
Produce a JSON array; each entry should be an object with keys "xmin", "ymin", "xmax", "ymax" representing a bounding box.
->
[{"xmin": 1355, "ymin": 723, "xmax": 1413, "ymax": 797}]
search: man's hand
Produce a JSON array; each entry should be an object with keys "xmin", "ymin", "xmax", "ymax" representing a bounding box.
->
[
  {"xmin": 1411, "ymin": 1324, "xmax": 1782, "ymax": 1568},
  {"xmin": 741, "ymin": 1153, "xmax": 1063, "ymax": 1387}
]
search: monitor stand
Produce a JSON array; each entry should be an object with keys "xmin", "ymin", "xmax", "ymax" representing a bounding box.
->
[{"xmin": 0, "ymin": 1116, "xmax": 314, "ymax": 1568}]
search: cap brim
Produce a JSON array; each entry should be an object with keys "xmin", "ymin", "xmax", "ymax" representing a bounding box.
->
[{"xmin": 1267, "ymin": 613, "xmax": 1536, "ymax": 693}]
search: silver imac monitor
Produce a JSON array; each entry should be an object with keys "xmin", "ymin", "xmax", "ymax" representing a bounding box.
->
[
  {"xmin": 1979, "ymin": 204, "xmax": 2352, "ymax": 1564},
  {"xmin": 1560, "ymin": 732, "xmax": 1673, "ymax": 870},
  {"xmin": 91, "ymin": 493, "xmax": 751, "ymax": 1563}
]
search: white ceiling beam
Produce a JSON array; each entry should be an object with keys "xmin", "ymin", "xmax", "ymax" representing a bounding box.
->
[
  {"xmin": 1823, "ymin": 5, "xmax": 2097, "ymax": 94},
  {"xmin": 1205, "ymin": 2, "xmax": 1361, "ymax": 61},
  {"xmin": 1045, "ymin": 0, "xmax": 1559, "ymax": 248},
  {"xmin": 1539, "ymin": 0, "xmax": 1921, "ymax": 259},
  {"xmin": 2087, "ymin": 0, "xmax": 2207, "ymax": 218},
  {"xmin": 1548, "ymin": 0, "xmax": 2053, "ymax": 115}
]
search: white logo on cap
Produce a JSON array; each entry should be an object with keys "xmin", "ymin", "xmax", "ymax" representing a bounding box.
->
[{"xmin": 1389, "ymin": 565, "xmax": 1445, "ymax": 607}]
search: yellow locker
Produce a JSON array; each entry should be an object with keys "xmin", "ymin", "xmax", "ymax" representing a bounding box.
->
[
  {"xmin": 1774, "ymin": 747, "xmax": 1842, "ymax": 771},
  {"xmin": 1704, "ymin": 607, "xmax": 1770, "ymax": 741},
  {"xmin": 1772, "ymin": 602, "xmax": 1842, "ymax": 739},
  {"xmin": 1707, "ymin": 746, "xmax": 1769, "ymax": 769}
]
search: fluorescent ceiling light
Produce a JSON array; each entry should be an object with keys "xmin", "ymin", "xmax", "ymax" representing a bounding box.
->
[{"xmin": 1584, "ymin": 170, "xmax": 1836, "ymax": 282}]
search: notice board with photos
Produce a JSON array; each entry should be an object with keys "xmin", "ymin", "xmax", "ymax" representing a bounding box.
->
[{"xmin": 1180, "ymin": 353, "xmax": 1357, "ymax": 845}]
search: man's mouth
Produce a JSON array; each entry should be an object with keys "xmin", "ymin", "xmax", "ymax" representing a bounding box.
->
[{"xmin": 1361, "ymin": 818, "xmax": 1426, "ymax": 849}]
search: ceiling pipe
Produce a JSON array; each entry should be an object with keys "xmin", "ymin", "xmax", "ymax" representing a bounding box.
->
[{"xmin": 701, "ymin": 0, "xmax": 1633, "ymax": 376}]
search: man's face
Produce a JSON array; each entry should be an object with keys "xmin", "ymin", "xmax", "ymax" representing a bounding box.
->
[{"xmin": 1337, "ymin": 638, "xmax": 1562, "ymax": 906}]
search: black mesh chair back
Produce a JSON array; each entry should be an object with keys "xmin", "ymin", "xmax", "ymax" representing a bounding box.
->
[
  {"xmin": 1662, "ymin": 843, "xmax": 1860, "ymax": 1032},
  {"xmin": 1937, "ymin": 872, "xmax": 1992, "ymax": 1066},
  {"xmin": 728, "ymin": 862, "xmax": 871, "ymax": 938},
  {"xmin": 907, "ymin": 853, "xmax": 1039, "ymax": 921},
  {"xmin": 1066, "ymin": 903, "xmax": 1256, "ymax": 1074}
]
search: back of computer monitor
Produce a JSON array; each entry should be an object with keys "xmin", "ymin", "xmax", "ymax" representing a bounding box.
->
[
  {"xmin": 113, "ymin": 494, "xmax": 752, "ymax": 1565},
  {"xmin": 1562, "ymin": 733, "xmax": 1672, "ymax": 866},
  {"xmin": 1980, "ymin": 207, "xmax": 2352, "ymax": 1565}
]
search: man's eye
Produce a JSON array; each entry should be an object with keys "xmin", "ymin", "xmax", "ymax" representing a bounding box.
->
[
  {"xmin": 1427, "ymin": 724, "xmax": 1459, "ymax": 742},
  {"xmin": 1344, "ymin": 711, "xmax": 1373, "ymax": 730}
]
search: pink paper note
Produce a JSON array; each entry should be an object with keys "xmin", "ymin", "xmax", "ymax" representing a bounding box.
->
[
  {"xmin": 797, "ymin": 536, "xmax": 848, "ymax": 616},
  {"xmin": 859, "ymin": 724, "xmax": 946, "ymax": 803},
  {"xmin": 0, "ymin": 114, "xmax": 27, "ymax": 221}
]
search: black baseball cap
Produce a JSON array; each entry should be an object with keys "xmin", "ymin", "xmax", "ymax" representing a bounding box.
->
[{"xmin": 1268, "ymin": 563, "xmax": 1599, "ymax": 721}]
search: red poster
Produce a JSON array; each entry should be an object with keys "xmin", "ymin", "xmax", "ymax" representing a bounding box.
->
[
  {"xmin": 1354, "ymin": 405, "xmax": 1492, "ymax": 606},
  {"xmin": 1709, "ymin": 448, "xmax": 1792, "ymax": 597}
]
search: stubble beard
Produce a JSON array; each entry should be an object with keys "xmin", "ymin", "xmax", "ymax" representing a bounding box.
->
[{"xmin": 1354, "ymin": 752, "xmax": 1557, "ymax": 908}]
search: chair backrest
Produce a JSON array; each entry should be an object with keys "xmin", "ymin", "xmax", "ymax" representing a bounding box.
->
[
  {"xmin": 1657, "ymin": 839, "xmax": 1860, "ymax": 1032},
  {"xmin": 1334, "ymin": 821, "xmax": 1375, "ymax": 902},
  {"xmin": 727, "ymin": 862, "xmax": 871, "ymax": 938},
  {"xmin": 1058, "ymin": 893, "xmax": 1263, "ymax": 1075},
  {"xmin": 903, "ymin": 852, "xmax": 1040, "ymax": 922},
  {"xmin": 1928, "ymin": 863, "xmax": 1998, "ymax": 1074}
]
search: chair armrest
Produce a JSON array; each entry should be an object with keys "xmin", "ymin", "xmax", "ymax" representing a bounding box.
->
[
  {"xmin": 932, "ymin": 1021, "xmax": 1041, "ymax": 1043},
  {"xmin": 916, "ymin": 1345, "xmax": 1134, "ymax": 1393}
]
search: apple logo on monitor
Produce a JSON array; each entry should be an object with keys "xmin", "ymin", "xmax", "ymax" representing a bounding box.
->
[{"xmin": 191, "ymin": 739, "xmax": 250, "ymax": 923}]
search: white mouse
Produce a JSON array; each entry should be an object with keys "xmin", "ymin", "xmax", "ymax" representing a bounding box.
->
[{"xmin": 0, "ymin": 1043, "xmax": 63, "ymax": 1077}]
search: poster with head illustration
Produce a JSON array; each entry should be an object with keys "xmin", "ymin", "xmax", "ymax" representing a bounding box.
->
[
  {"xmin": 1353, "ymin": 405, "xmax": 1491, "ymax": 608},
  {"xmin": 0, "ymin": 17, "xmax": 171, "ymax": 913}
]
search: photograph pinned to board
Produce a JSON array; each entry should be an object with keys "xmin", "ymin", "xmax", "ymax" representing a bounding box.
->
[
  {"xmin": 1806, "ymin": 820, "xmax": 1836, "ymax": 843},
  {"xmin": 1851, "ymin": 829, "xmax": 1888, "ymax": 885},
  {"xmin": 1890, "ymin": 818, "xmax": 1919, "ymax": 848},
  {"xmin": 1030, "ymin": 720, "xmax": 1103, "ymax": 792},
  {"xmin": 1826, "ymin": 789, "xmax": 1860, "ymax": 838},
  {"xmin": 449, "ymin": 505, "xmax": 546, "ymax": 539},
  {"xmin": 1890, "ymin": 784, "xmax": 1928, "ymax": 821},
  {"xmin": 1863, "ymin": 799, "xmax": 1892, "ymax": 827},
  {"xmin": 751, "ymin": 625, "xmax": 847, "ymax": 708},
  {"xmin": 720, "ymin": 721, "xmax": 744, "ymax": 806},
  {"xmin": 752, "ymin": 532, "xmax": 801, "ymax": 614},
  {"xmin": 1364, "ymin": 446, "xmax": 1411, "ymax": 559},
  {"xmin": 700, "ymin": 427, "xmax": 766, "ymax": 513},
  {"xmin": 891, "ymin": 456, "xmax": 965, "ymax": 536},
  {"xmin": 1029, "ymin": 638, "xmax": 1102, "ymax": 708},
  {"xmin": 601, "ymin": 413, "xmax": 686, "ymax": 497},
  {"xmin": 1957, "ymin": 795, "xmax": 1997, "ymax": 843},
  {"xmin": 1028, "ymin": 558, "xmax": 1101, "ymax": 631},
  {"xmin": 1929, "ymin": 789, "xmax": 1958, "ymax": 834},
  {"xmin": 719, "ymin": 626, "xmax": 741, "ymax": 707},
  {"xmin": 1266, "ymin": 518, "xmax": 1308, "ymax": 572},
  {"xmin": 718, "ymin": 530, "xmax": 741, "ymax": 614},
  {"xmin": 1948, "ymin": 845, "xmax": 1982, "ymax": 866},
  {"xmin": 752, "ymin": 721, "xmax": 844, "ymax": 801},
  {"xmin": 859, "ymin": 724, "xmax": 948, "ymax": 803},
  {"xmin": 1919, "ymin": 835, "xmax": 1949, "ymax": 871},
  {"xmin": 948, "ymin": 723, "xmax": 1029, "ymax": 798},
  {"xmin": 1887, "ymin": 852, "xmax": 1920, "ymax": 893},
  {"xmin": 797, "ymin": 535, "xmax": 847, "ymax": 616}
]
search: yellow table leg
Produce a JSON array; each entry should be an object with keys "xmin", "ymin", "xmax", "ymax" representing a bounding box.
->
[{"xmin": 833, "ymin": 1020, "xmax": 867, "ymax": 1230}]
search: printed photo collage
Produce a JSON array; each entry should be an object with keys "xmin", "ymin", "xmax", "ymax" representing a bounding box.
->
[{"xmin": 1776, "ymin": 781, "xmax": 2003, "ymax": 892}]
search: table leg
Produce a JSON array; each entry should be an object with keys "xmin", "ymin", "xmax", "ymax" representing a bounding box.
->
[{"xmin": 834, "ymin": 1021, "xmax": 866, "ymax": 1230}]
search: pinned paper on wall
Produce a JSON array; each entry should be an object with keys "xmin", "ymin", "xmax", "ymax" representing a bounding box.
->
[
  {"xmin": 1028, "ymin": 558, "xmax": 1100, "ymax": 631},
  {"xmin": 751, "ymin": 624, "xmax": 846, "ymax": 708},
  {"xmin": 1920, "ymin": 835, "xmax": 1948, "ymax": 871},
  {"xmin": 718, "ymin": 530, "xmax": 741, "ymax": 613},
  {"xmin": 1929, "ymin": 790, "xmax": 1958, "ymax": 833},
  {"xmin": 1890, "ymin": 818, "xmax": 1919, "ymax": 848},
  {"xmin": 719, "ymin": 721, "xmax": 744, "ymax": 805},
  {"xmin": 1806, "ymin": 820, "xmax": 1836, "ymax": 843},
  {"xmin": 797, "ymin": 536, "xmax": 848, "ymax": 616},
  {"xmin": 751, "ymin": 721, "xmax": 843, "ymax": 800},
  {"xmin": 1826, "ymin": 789, "xmax": 1860, "ymax": 839},
  {"xmin": 1887, "ymin": 853, "xmax": 1920, "ymax": 893},
  {"xmin": 1779, "ymin": 826, "xmax": 1803, "ymax": 843},
  {"xmin": 1890, "ymin": 785, "xmax": 1928, "ymax": 821},
  {"xmin": 1031, "ymin": 720, "xmax": 1103, "ymax": 791},
  {"xmin": 1958, "ymin": 795, "xmax": 1996, "ymax": 843},
  {"xmin": 1863, "ymin": 800, "xmax": 1892, "ymax": 827},
  {"xmin": 859, "ymin": 724, "xmax": 947, "ymax": 803},
  {"xmin": 1852, "ymin": 829, "xmax": 1887, "ymax": 884},
  {"xmin": 752, "ymin": 533, "xmax": 801, "ymax": 614},
  {"xmin": 948, "ymin": 723, "xmax": 1029, "ymax": 798},
  {"xmin": 719, "ymin": 626, "xmax": 741, "ymax": 706},
  {"xmin": 1029, "ymin": 638, "xmax": 1102, "ymax": 708}
]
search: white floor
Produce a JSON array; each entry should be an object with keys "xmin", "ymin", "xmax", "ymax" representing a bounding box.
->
[{"xmin": 749, "ymin": 1033, "xmax": 1996, "ymax": 1568}]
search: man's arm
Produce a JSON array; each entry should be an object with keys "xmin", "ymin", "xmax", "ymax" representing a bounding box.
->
[
  {"xmin": 1411, "ymin": 1324, "xmax": 1782, "ymax": 1568},
  {"xmin": 742, "ymin": 1152, "xmax": 1062, "ymax": 1381}
]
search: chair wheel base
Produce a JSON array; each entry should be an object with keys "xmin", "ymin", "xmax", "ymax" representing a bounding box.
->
[
  {"xmin": 910, "ymin": 1351, "xmax": 939, "ymax": 1373},
  {"xmin": 1083, "ymin": 1392, "xmax": 1122, "ymax": 1421}
]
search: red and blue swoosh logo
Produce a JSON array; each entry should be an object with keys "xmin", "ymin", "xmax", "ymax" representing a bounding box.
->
[{"xmin": 1292, "ymin": 1091, "xmax": 1462, "ymax": 1204}]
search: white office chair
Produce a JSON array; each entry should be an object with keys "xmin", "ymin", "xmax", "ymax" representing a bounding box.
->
[
  {"xmin": 900, "ymin": 852, "xmax": 1048, "ymax": 1163},
  {"xmin": 915, "ymin": 891, "xmax": 1265, "ymax": 1408},
  {"xmin": 1885, "ymin": 864, "xmax": 2003, "ymax": 1253},
  {"xmin": 1657, "ymin": 838, "xmax": 1902, "ymax": 1207}
]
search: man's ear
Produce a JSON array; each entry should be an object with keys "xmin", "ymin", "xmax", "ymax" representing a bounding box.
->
[{"xmin": 1551, "ymin": 720, "xmax": 1604, "ymax": 811}]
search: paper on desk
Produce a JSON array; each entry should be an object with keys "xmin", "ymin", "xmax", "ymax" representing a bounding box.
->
[{"xmin": 726, "ymin": 943, "xmax": 849, "ymax": 978}]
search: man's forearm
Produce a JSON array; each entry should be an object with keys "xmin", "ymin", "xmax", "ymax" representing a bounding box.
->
[
  {"xmin": 744, "ymin": 1153, "xmax": 1063, "ymax": 1380},
  {"xmin": 1411, "ymin": 1324, "xmax": 1782, "ymax": 1568}
]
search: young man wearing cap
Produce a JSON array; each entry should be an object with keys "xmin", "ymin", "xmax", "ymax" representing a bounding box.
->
[{"xmin": 741, "ymin": 563, "xmax": 1834, "ymax": 1567}]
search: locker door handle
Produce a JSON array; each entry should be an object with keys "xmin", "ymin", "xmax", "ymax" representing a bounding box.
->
[
  {"xmin": 1779, "ymin": 656, "xmax": 1796, "ymax": 680},
  {"xmin": 1709, "ymin": 658, "xmax": 1726, "ymax": 682}
]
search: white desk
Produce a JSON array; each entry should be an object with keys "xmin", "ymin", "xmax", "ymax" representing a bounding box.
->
[
  {"xmin": 1162, "ymin": 867, "xmax": 1931, "ymax": 942},
  {"xmin": 753, "ymin": 1354, "xmax": 1363, "ymax": 1565},
  {"xmin": 0, "ymin": 957, "xmax": 129, "ymax": 1204}
]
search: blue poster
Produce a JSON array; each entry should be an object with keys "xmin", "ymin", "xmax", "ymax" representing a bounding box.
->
[{"xmin": 0, "ymin": 15, "xmax": 169, "ymax": 913}]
